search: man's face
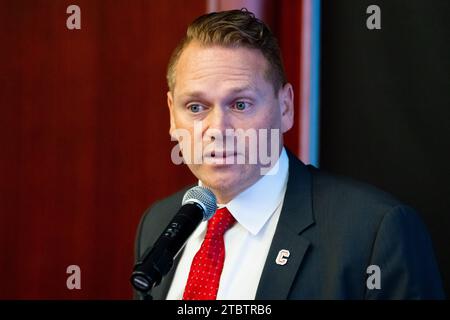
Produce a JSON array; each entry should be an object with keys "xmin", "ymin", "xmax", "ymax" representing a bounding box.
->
[{"xmin": 167, "ymin": 42, "xmax": 293, "ymax": 202}]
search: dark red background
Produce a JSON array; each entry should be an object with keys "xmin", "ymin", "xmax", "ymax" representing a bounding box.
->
[{"xmin": 0, "ymin": 0, "xmax": 304, "ymax": 299}]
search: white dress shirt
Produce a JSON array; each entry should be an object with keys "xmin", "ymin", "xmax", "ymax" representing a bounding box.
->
[{"xmin": 166, "ymin": 148, "xmax": 289, "ymax": 300}]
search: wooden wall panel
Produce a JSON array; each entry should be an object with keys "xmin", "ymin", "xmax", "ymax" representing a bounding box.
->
[{"xmin": 0, "ymin": 0, "xmax": 204, "ymax": 299}]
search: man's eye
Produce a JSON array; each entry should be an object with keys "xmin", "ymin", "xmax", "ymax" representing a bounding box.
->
[
  {"xmin": 234, "ymin": 101, "xmax": 248, "ymax": 111},
  {"xmin": 188, "ymin": 104, "xmax": 204, "ymax": 113}
]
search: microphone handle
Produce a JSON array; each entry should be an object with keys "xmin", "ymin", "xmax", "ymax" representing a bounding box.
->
[
  {"xmin": 160, "ymin": 202, "xmax": 205, "ymax": 256},
  {"xmin": 131, "ymin": 202, "xmax": 204, "ymax": 292}
]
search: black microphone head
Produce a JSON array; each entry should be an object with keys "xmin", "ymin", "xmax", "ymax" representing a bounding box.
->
[{"xmin": 182, "ymin": 186, "xmax": 217, "ymax": 221}]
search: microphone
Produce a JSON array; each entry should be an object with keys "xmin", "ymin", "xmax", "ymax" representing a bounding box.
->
[{"xmin": 130, "ymin": 186, "xmax": 217, "ymax": 295}]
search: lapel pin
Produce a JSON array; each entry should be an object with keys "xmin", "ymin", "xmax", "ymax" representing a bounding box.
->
[{"xmin": 275, "ymin": 249, "xmax": 290, "ymax": 265}]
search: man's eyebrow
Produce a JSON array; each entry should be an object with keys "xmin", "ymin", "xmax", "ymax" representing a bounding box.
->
[{"xmin": 179, "ymin": 86, "xmax": 259, "ymax": 99}]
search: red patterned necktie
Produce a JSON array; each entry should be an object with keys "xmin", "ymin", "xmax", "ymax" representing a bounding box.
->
[{"xmin": 182, "ymin": 207, "xmax": 236, "ymax": 300}]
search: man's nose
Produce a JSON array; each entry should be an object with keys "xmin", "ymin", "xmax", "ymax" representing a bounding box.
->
[{"xmin": 205, "ymin": 106, "xmax": 231, "ymax": 134}]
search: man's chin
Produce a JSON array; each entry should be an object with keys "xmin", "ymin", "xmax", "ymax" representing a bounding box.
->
[
  {"xmin": 187, "ymin": 163, "xmax": 258, "ymax": 198},
  {"xmin": 197, "ymin": 172, "xmax": 243, "ymax": 196},
  {"xmin": 201, "ymin": 175, "xmax": 239, "ymax": 192}
]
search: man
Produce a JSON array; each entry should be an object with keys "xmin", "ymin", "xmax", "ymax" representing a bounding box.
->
[{"xmin": 135, "ymin": 9, "xmax": 444, "ymax": 299}]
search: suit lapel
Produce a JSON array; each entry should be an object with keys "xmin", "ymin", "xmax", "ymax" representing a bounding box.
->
[{"xmin": 255, "ymin": 151, "xmax": 315, "ymax": 299}]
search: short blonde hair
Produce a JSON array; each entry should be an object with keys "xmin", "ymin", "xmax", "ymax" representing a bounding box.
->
[{"xmin": 166, "ymin": 9, "xmax": 287, "ymax": 94}]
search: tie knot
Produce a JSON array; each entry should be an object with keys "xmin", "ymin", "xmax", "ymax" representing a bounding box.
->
[{"xmin": 205, "ymin": 207, "xmax": 236, "ymax": 239}]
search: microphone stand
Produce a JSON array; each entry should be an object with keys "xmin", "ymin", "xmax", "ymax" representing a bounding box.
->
[{"xmin": 140, "ymin": 291, "xmax": 154, "ymax": 300}]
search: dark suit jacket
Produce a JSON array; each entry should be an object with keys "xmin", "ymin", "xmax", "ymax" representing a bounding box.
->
[{"xmin": 135, "ymin": 151, "xmax": 445, "ymax": 299}]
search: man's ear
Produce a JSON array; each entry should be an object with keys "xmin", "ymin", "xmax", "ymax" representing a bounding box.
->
[
  {"xmin": 279, "ymin": 83, "xmax": 294, "ymax": 134},
  {"xmin": 167, "ymin": 91, "xmax": 177, "ymax": 139}
]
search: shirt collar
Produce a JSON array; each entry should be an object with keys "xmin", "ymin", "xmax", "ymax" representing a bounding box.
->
[{"xmin": 199, "ymin": 147, "xmax": 289, "ymax": 236}]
